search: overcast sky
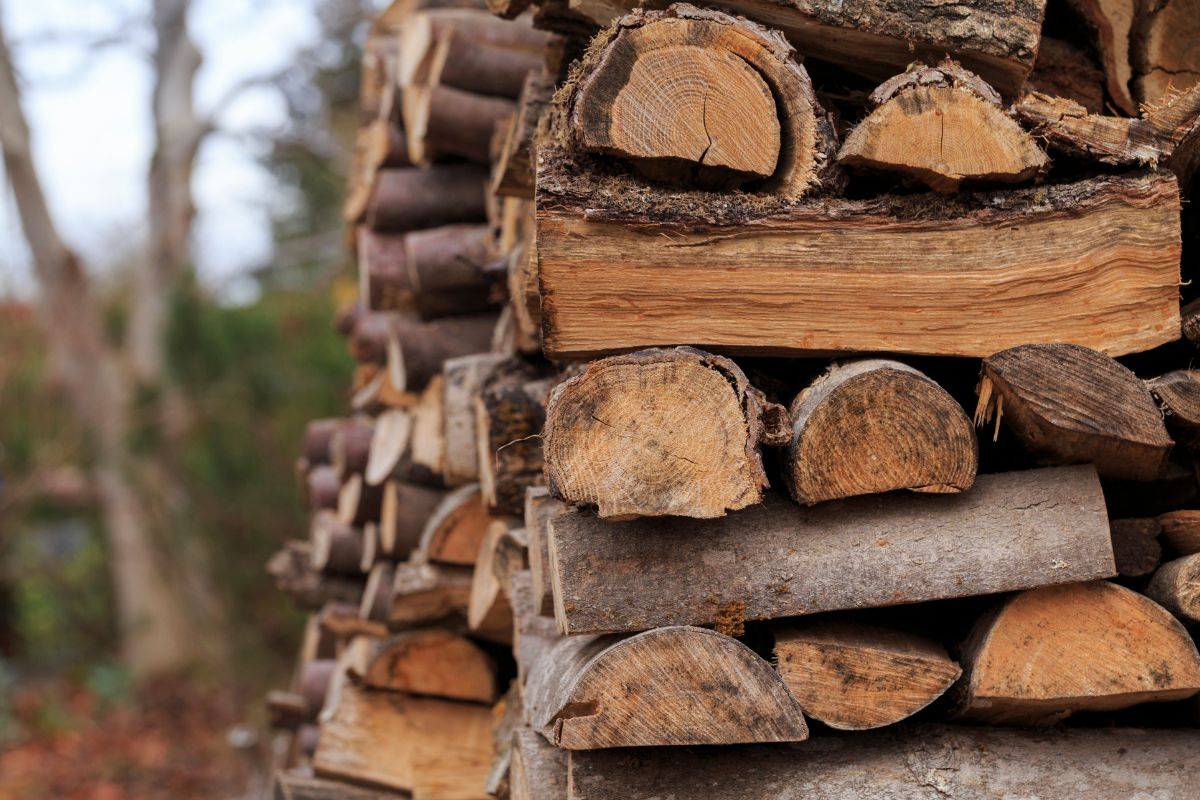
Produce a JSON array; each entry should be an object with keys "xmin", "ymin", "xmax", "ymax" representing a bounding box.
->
[{"xmin": 0, "ymin": 0, "xmax": 334, "ymax": 302}]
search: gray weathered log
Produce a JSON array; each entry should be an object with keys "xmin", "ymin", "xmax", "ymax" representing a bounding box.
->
[{"xmin": 548, "ymin": 466, "xmax": 1114, "ymax": 634}]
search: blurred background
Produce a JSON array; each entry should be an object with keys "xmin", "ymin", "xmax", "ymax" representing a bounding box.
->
[{"xmin": 0, "ymin": 1, "xmax": 381, "ymax": 796}]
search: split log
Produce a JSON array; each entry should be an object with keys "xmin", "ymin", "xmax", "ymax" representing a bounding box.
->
[
  {"xmin": 367, "ymin": 165, "xmax": 488, "ymax": 233},
  {"xmin": 467, "ymin": 520, "xmax": 518, "ymax": 644},
  {"xmin": 379, "ymin": 480, "xmax": 444, "ymax": 559},
  {"xmin": 525, "ymin": 626, "xmax": 808, "ymax": 748},
  {"xmin": 1149, "ymin": 369, "xmax": 1200, "ymax": 449},
  {"xmin": 547, "ymin": 466, "xmax": 1115, "ymax": 635},
  {"xmin": 956, "ymin": 581, "xmax": 1200, "ymax": 724},
  {"xmin": 511, "ymin": 569, "xmax": 560, "ymax": 687},
  {"xmin": 523, "ymin": 488, "xmax": 563, "ymax": 617},
  {"xmin": 1146, "ymin": 554, "xmax": 1200, "ymax": 623},
  {"xmin": 510, "ymin": 728, "xmax": 566, "ymax": 800},
  {"xmin": 1109, "ymin": 518, "xmax": 1164, "ymax": 578},
  {"xmin": 337, "ymin": 473, "xmax": 383, "ymax": 528},
  {"xmin": 389, "ymin": 561, "xmax": 473, "ymax": 628},
  {"xmin": 274, "ymin": 771, "xmax": 403, "ymax": 800},
  {"xmin": 556, "ymin": 0, "xmax": 1044, "ymax": 97},
  {"xmin": 305, "ymin": 465, "xmax": 341, "ymax": 511},
  {"xmin": 1159, "ymin": 509, "xmax": 1200, "ymax": 554},
  {"xmin": 355, "ymin": 628, "xmax": 498, "ymax": 702},
  {"xmin": 486, "ymin": 686, "xmax": 522, "ymax": 799},
  {"xmin": 1183, "ymin": 298, "xmax": 1200, "ymax": 347},
  {"xmin": 1024, "ymin": 36, "xmax": 1105, "ymax": 113},
  {"xmin": 360, "ymin": 562, "xmax": 395, "ymax": 623},
  {"xmin": 773, "ymin": 620, "xmax": 961, "ymax": 730},
  {"xmin": 1015, "ymin": 86, "xmax": 1200, "ymax": 167},
  {"xmin": 563, "ymin": 6, "xmax": 836, "ymax": 195},
  {"xmin": 406, "ymin": 377, "xmax": 447, "ymax": 482},
  {"xmin": 1066, "ymin": 0, "xmax": 1138, "ymax": 114},
  {"xmin": 475, "ymin": 368, "xmax": 551, "ymax": 515},
  {"xmin": 419, "ymin": 484, "xmax": 496, "ymax": 565},
  {"xmin": 542, "ymin": 348, "xmax": 788, "ymax": 519},
  {"xmin": 536, "ymin": 171, "xmax": 1182, "ymax": 360},
  {"xmin": 317, "ymin": 600, "xmax": 387, "ymax": 641},
  {"xmin": 359, "ymin": 224, "xmax": 495, "ymax": 318},
  {"xmin": 313, "ymin": 682, "xmax": 492, "ymax": 798},
  {"xmin": 404, "ymin": 84, "xmax": 516, "ymax": 164},
  {"xmin": 568, "ymin": 725, "xmax": 1200, "ymax": 799},
  {"xmin": 1132, "ymin": 0, "xmax": 1200, "ymax": 106},
  {"xmin": 442, "ymin": 353, "xmax": 507, "ymax": 486},
  {"xmin": 786, "ymin": 360, "xmax": 976, "ymax": 505},
  {"xmin": 506, "ymin": 237, "xmax": 540, "ymax": 354},
  {"xmin": 492, "ymin": 71, "xmax": 554, "ymax": 199},
  {"xmin": 839, "ymin": 63, "xmax": 1046, "ymax": 192},
  {"xmin": 365, "ymin": 409, "xmax": 411, "ymax": 487},
  {"xmin": 975, "ymin": 343, "xmax": 1174, "ymax": 480}
]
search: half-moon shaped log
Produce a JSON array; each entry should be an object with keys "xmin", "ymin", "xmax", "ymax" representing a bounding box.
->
[
  {"xmin": 524, "ymin": 625, "xmax": 808, "ymax": 748},
  {"xmin": 358, "ymin": 629, "xmax": 498, "ymax": 703},
  {"xmin": 786, "ymin": 359, "xmax": 977, "ymax": 504}
]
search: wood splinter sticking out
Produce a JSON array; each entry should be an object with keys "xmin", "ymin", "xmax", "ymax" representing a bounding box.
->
[
  {"xmin": 839, "ymin": 61, "xmax": 1048, "ymax": 193},
  {"xmin": 563, "ymin": 4, "xmax": 838, "ymax": 197}
]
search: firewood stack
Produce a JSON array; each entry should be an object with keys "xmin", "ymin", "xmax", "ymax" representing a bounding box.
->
[{"xmin": 267, "ymin": 0, "xmax": 1200, "ymax": 797}]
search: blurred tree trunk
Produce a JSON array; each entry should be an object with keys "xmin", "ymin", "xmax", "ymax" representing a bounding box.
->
[{"xmin": 0, "ymin": 2, "xmax": 226, "ymax": 679}]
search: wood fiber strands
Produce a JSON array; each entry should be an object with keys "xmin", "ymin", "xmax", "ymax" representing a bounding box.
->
[
  {"xmin": 956, "ymin": 581, "xmax": 1200, "ymax": 724},
  {"xmin": 975, "ymin": 343, "xmax": 1174, "ymax": 480},
  {"xmin": 536, "ymin": 172, "xmax": 1181, "ymax": 360},
  {"xmin": 564, "ymin": 5, "xmax": 835, "ymax": 196},
  {"xmin": 524, "ymin": 626, "xmax": 808, "ymax": 748},
  {"xmin": 839, "ymin": 62, "xmax": 1047, "ymax": 192},
  {"xmin": 548, "ymin": 466, "xmax": 1115, "ymax": 634},
  {"xmin": 542, "ymin": 348, "xmax": 789, "ymax": 519},
  {"xmin": 786, "ymin": 359, "xmax": 977, "ymax": 505}
]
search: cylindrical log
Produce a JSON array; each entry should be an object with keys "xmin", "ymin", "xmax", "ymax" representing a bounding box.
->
[
  {"xmin": 388, "ymin": 313, "xmax": 498, "ymax": 392},
  {"xmin": 337, "ymin": 473, "xmax": 384, "ymax": 527},
  {"xmin": 440, "ymin": 32, "xmax": 545, "ymax": 98},
  {"xmin": 297, "ymin": 658, "xmax": 336, "ymax": 715},
  {"xmin": 310, "ymin": 511, "xmax": 365, "ymax": 575},
  {"xmin": 1146, "ymin": 554, "xmax": 1200, "ymax": 623},
  {"xmin": 306, "ymin": 464, "xmax": 341, "ymax": 511},
  {"xmin": 380, "ymin": 480, "xmax": 445, "ymax": 558},
  {"xmin": 411, "ymin": 85, "xmax": 516, "ymax": 164},
  {"xmin": 329, "ymin": 420, "xmax": 374, "ymax": 478},
  {"xmin": 360, "ymin": 561, "xmax": 396, "ymax": 623},
  {"xmin": 367, "ymin": 165, "xmax": 488, "ymax": 233}
]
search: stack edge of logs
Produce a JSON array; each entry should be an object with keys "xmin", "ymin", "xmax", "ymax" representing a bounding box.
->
[{"xmin": 266, "ymin": 0, "xmax": 1200, "ymax": 797}]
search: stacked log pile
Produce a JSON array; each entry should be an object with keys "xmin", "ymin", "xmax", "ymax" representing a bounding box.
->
[{"xmin": 267, "ymin": 0, "xmax": 1200, "ymax": 797}]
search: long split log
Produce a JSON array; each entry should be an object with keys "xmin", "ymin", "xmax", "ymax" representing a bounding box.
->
[
  {"xmin": 956, "ymin": 580, "xmax": 1200, "ymax": 724},
  {"xmin": 536, "ymin": 171, "xmax": 1181, "ymax": 359},
  {"xmin": 786, "ymin": 359, "xmax": 977, "ymax": 504},
  {"xmin": 568, "ymin": 725, "xmax": 1200, "ymax": 799},
  {"xmin": 547, "ymin": 466, "xmax": 1115, "ymax": 634},
  {"xmin": 542, "ymin": 348, "xmax": 789, "ymax": 519},
  {"xmin": 524, "ymin": 626, "xmax": 808, "ymax": 748}
]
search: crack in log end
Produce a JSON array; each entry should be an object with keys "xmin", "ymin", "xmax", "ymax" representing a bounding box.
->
[{"xmin": 551, "ymin": 700, "xmax": 601, "ymax": 743}]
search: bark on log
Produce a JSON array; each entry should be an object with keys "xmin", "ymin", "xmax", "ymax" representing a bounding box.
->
[
  {"xmin": 568, "ymin": 725, "xmax": 1200, "ymax": 799},
  {"xmin": 786, "ymin": 359, "xmax": 977, "ymax": 505},
  {"xmin": 511, "ymin": 569, "xmax": 561, "ymax": 687},
  {"xmin": 523, "ymin": 487, "xmax": 562, "ymax": 617},
  {"xmin": 492, "ymin": 71, "xmax": 554, "ymax": 199},
  {"xmin": 564, "ymin": 5, "xmax": 836, "ymax": 195},
  {"xmin": 355, "ymin": 628, "xmax": 498, "ymax": 702},
  {"xmin": 305, "ymin": 465, "xmax": 341, "ymax": 511},
  {"xmin": 267, "ymin": 542, "xmax": 364, "ymax": 610},
  {"xmin": 329, "ymin": 419, "xmax": 374, "ymax": 479},
  {"xmin": 313, "ymin": 682, "xmax": 492, "ymax": 798},
  {"xmin": 359, "ymin": 224, "xmax": 496, "ymax": 318},
  {"xmin": 389, "ymin": 561, "xmax": 473, "ymax": 628},
  {"xmin": 1066, "ymin": 0, "xmax": 1138, "ymax": 114},
  {"xmin": 975, "ymin": 343, "xmax": 1174, "ymax": 480},
  {"xmin": 1149, "ymin": 369, "xmax": 1200, "ymax": 450},
  {"xmin": 773, "ymin": 620, "xmax": 961, "ymax": 730},
  {"xmin": 384, "ymin": 314, "xmax": 498, "ymax": 393},
  {"xmin": 547, "ymin": 466, "xmax": 1115, "ymax": 635},
  {"xmin": 536, "ymin": 171, "xmax": 1181, "ymax": 360},
  {"xmin": 419, "ymin": 484, "xmax": 496, "ymax": 565},
  {"xmin": 1132, "ymin": 0, "xmax": 1200, "ymax": 106},
  {"xmin": 310, "ymin": 512, "xmax": 365, "ymax": 575},
  {"xmin": 956, "ymin": 581, "xmax": 1200, "ymax": 724},
  {"xmin": 360, "ymin": 562, "xmax": 395, "ymax": 623},
  {"xmin": 274, "ymin": 771, "xmax": 404, "ymax": 800},
  {"xmin": 1146, "ymin": 554, "xmax": 1200, "ymax": 623},
  {"xmin": 442, "ymin": 353, "xmax": 508, "ymax": 486},
  {"xmin": 303, "ymin": 418, "xmax": 354, "ymax": 466},
  {"xmin": 1159, "ymin": 509, "xmax": 1200, "ymax": 554},
  {"xmin": 368, "ymin": 165, "xmax": 488, "ymax": 233},
  {"xmin": 475, "ymin": 368, "xmax": 551, "ymax": 515},
  {"xmin": 337, "ymin": 473, "xmax": 384, "ymax": 528},
  {"xmin": 551, "ymin": 0, "xmax": 1045, "ymax": 97},
  {"xmin": 543, "ymin": 348, "xmax": 788, "ymax": 519},
  {"xmin": 1109, "ymin": 518, "xmax": 1164, "ymax": 578},
  {"xmin": 399, "ymin": 9, "xmax": 547, "ymax": 96},
  {"xmin": 839, "ymin": 62, "xmax": 1046, "ymax": 192},
  {"xmin": 404, "ymin": 84, "xmax": 516, "ymax": 165},
  {"xmin": 267, "ymin": 690, "xmax": 311, "ymax": 730},
  {"xmin": 510, "ymin": 728, "xmax": 566, "ymax": 800},
  {"xmin": 379, "ymin": 480, "xmax": 445, "ymax": 559},
  {"xmin": 1025, "ymin": 36, "xmax": 1105, "ymax": 113},
  {"xmin": 524, "ymin": 626, "xmax": 808, "ymax": 748}
]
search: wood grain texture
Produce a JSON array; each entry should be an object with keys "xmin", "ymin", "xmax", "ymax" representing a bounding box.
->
[
  {"xmin": 523, "ymin": 487, "xmax": 563, "ymax": 616},
  {"xmin": 467, "ymin": 520, "xmax": 516, "ymax": 644},
  {"xmin": 1109, "ymin": 518, "xmax": 1164, "ymax": 578},
  {"xmin": 840, "ymin": 63, "xmax": 1046, "ymax": 192},
  {"xmin": 524, "ymin": 626, "xmax": 808, "ymax": 748},
  {"xmin": 773, "ymin": 620, "xmax": 961, "ymax": 730},
  {"xmin": 1149, "ymin": 369, "xmax": 1200, "ymax": 449},
  {"xmin": 510, "ymin": 569, "xmax": 561, "ymax": 688},
  {"xmin": 976, "ymin": 343, "xmax": 1174, "ymax": 480},
  {"xmin": 547, "ymin": 466, "xmax": 1115, "ymax": 635},
  {"xmin": 1066, "ymin": 0, "xmax": 1138, "ymax": 113},
  {"xmin": 542, "ymin": 348, "xmax": 788, "ymax": 519},
  {"xmin": 379, "ymin": 481, "xmax": 444, "ymax": 560},
  {"xmin": 474, "ymin": 369, "xmax": 551, "ymax": 515},
  {"xmin": 419, "ymin": 484, "xmax": 495, "ymax": 565},
  {"xmin": 368, "ymin": 165, "xmax": 488, "ymax": 233},
  {"xmin": 442, "ymin": 354, "xmax": 507, "ymax": 487},
  {"xmin": 357, "ymin": 628, "xmax": 497, "ymax": 703},
  {"xmin": 957, "ymin": 581, "xmax": 1200, "ymax": 724},
  {"xmin": 1159, "ymin": 509, "xmax": 1200, "ymax": 554},
  {"xmin": 1146, "ymin": 554, "xmax": 1200, "ymax": 623},
  {"xmin": 388, "ymin": 561, "xmax": 472, "ymax": 628},
  {"xmin": 537, "ymin": 172, "xmax": 1181, "ymax": 360},
  {"xmin": 567, "ymin": 726, "xmax": 1200, "ymax": 799},
  {"xmin": 1133, "ymin": 0, "xmax": 1200, "ymax": 106},
  {"xmin": 274, "ymin": 771, "xmax": 405, "ymax": 800},
  {"xmin": 510, "ymin": 728, "xmax": 566, "ymax": 800},
  {"xmin": 786, "ymin": 359, "xmax": 977, "ymax": 505}
]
